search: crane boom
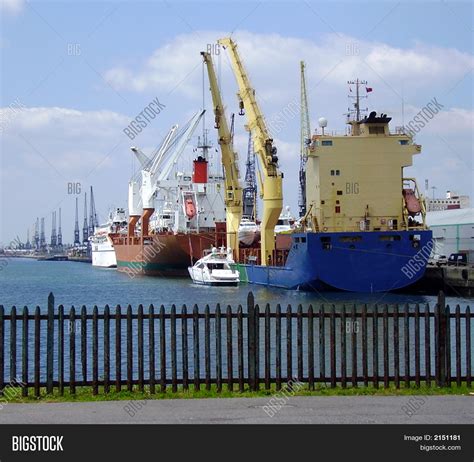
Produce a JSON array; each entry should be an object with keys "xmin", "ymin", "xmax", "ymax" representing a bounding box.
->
[
  {"xmin": 299, "ymin": 61, "xmax": 311, "ymax": 218},
  {"xmin": 201, "ymin": 51, "xmax": 242, "ymax": 256},
  {"xmin": 218, "ymin": 37, "xmax": 283, "ymax": 265}
]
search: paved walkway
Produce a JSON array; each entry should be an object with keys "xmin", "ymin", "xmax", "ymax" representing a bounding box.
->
[{"xmin": 1, "ymin": 396, "xmax": 473, "ymax": 424}]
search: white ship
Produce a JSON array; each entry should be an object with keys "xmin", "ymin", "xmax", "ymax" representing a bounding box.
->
[
  {"xmin": 90, "ymin": 208, "xmax": 127, "ymax": 268},
  {"xmin": 188, "ymin": 246, "xmax": 239, "ymax": 285}
]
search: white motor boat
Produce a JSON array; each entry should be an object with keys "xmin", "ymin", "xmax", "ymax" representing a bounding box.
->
[
  {"xmin": 238, "ymin": 217, "xmax": 260, "ymax": 246},
  {"xmin": 188, "ymin": 247, "xmax": 240, "ymax": 286}
]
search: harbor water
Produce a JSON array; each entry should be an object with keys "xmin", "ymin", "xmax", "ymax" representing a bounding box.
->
[{"xmin": 1, "ymin": 258, "xmax": 472, "ymax": 383}]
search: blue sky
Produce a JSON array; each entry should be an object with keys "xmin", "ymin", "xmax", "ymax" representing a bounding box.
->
[{"xmin": 1, "ymin": 0, "xmax": 473, "ymax": 245}]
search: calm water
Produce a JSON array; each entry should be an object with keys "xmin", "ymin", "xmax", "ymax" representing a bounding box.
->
[
  {"xmin": 0, "ymin": 257, "xmax": 472, "ymax": 310},
  {"xmin": 0, "ymin": 258, "xmax": 472, "ymax": 382}
]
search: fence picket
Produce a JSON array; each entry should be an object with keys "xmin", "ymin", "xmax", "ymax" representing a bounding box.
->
[
  {"xmin": 286, "ymin": 304, "xmax": 292, "ymax": 384},
  {"xmin": 170, "ymin": 305, "xmax": 177, "ymax": 393},
  {"xmin": 138, "ymin": 305, "xmax": 144, "ymax": 393},
  {"xmin": 92, "ymin": 306, "xmax": 98, "ymax": 395},
  {"xmin": 10, "ymin": 306, "xmax": 16, "ymax": 384},
  {"xmin": 425, "ymin": 304, "xmax": 431, "ymax": 387},
  {"xmin": 309, "ymin": 305, "xmax": 315, "ymax": 390},
  {"xmin": 361, "ymin": 304, "xmax": 368, "ymax": 388},
  {"xmin": 226, "ymin": 305, "xmax": 232, "ymax": 392},
  {"xmin": 104, "ymin": 305, "xmax": 110, "ymax": 394},
  {"xmin": 46, "ymin": 294, "xmax": 54, "ymax": 394},
  {"xmin": 351, "ymin": 305, "xmax": 357, "ymax": 388},
  {"xmin": 149, "ymin": 305, "xmax": 155, "ymax": 394},
  {"xmin": 237, "ymin": 305, "xmax": 244, "ymax": 392},
  {"xmin": 204, "ymin": 305, "xmax": 211, "ymax": 391},
  {"xmin": 160, "ymin": 306, "xmax": 166, "ymax": 393},
  {"xmin": 69, "ymin": 307, "xmax": 76, "ymax": 395},
  {"xmin": 181, "ymin": 305, "xmax": 188, "ymax": 392},
  {"xmin": 275, "ymin": 304, "xmax": 282, "ymax": 391},
  {"xmin": 81, "ymin": 306, "xmax": 87, "ymax": 386},
  {"xmin": 373, "ymin": 305, "xmax": 378, "ymax": 388},
  {"xmin": 193, "ymin": 305, "xmax": 200, "ymax": 391},
  {"xmin": 34, "ymin": 306, "xmax": 40, "ymax": 397},
  {"xmin": 22, "ymin": 307, "xmax": 28, "ymax": 397},
  {"xmin": 297, "ymin": 304, "xmax": 303, "ymax": 383},
  {"xmin": 264, "ymin": 304, "xmax": 271, "ymax": 391},
  {"xmin": 58, "ymin": 305, "xmax": 64, "ymax": 396},
  {"xmin": 341, "ymin": 305, "xmax": 347, "ymax": 389},
  {"xmin": 216, "ymin": 304, "xmax": 222, "ymax": 393},
  {"xmin": 115, "ymin": 305, "xmax": 121, "ymax": 392},
  {"xmin": 127, "ymin": 305, "xmax": 132, "ymax": 392},
  {"xmin": 394, "ymin": 304, "xmax": 400, "ymax": 389}
]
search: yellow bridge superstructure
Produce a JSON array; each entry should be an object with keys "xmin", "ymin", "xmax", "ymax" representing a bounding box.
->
[{"xmin": 305, "ymin": 113, "xmax": 427, "ymax": 233}]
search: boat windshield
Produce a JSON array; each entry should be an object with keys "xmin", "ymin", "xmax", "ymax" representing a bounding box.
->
[{"xmin": 208, "ymin": 263, "xmax": 226, "ymax": 270}]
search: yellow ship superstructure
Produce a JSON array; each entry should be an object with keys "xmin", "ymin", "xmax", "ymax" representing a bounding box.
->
[{"xmin": 305, "ymin": 112, "xmax": 427, "ymax": 234}]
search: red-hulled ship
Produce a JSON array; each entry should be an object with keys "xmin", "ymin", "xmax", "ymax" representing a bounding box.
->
[{"xmin": 113, "ymin": 113, "xmax": 227, "ymax": 277}]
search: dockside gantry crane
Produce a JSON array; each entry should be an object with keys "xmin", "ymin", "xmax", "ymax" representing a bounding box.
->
[
  {"xmin": 201, "ymin": 50, "xmax": 242, "ymax": 256},
  {"xmin": 218, "ymin": 37, "xmax": 283, "ymax": 265}
]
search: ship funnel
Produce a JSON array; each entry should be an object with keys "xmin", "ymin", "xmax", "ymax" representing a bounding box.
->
[{"xmin": 192, "ymin": 156, "xmax": 208, "ymax": 183}]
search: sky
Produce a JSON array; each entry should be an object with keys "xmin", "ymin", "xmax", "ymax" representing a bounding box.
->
[{"xmin": 1, "ymin": 0, "xmax": 473, "ymax": 246}]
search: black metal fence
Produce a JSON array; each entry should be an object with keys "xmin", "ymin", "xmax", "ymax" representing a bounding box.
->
[{"xmin": 0, "ymin": 292, "xmax": 472, "ymax": 396}]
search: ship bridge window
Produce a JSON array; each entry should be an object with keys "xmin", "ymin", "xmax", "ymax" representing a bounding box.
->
[
  {"xmin": 399, "ymin": 140, "xmax": 409, "ymax": 145},
  {"xmin": 322, "ymin": 140, "xmax": 333, "ymax": 146},
  {"xmin": 369, "ymin": 126, "xmax": 384, "ymax": 135}
]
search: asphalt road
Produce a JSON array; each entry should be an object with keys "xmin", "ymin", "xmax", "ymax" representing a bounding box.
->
[{"xmin": 1, "ymin": 396, "xmax": 473, "ymax": 424}]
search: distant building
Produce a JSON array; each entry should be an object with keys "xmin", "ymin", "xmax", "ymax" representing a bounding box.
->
[
  {"xmin": 426, "ymin": 190, "xmax": 470, "ymax": 212},
  {"xmin": 426, "ymin": 208, "xmax": 474, "ymax": 256}
]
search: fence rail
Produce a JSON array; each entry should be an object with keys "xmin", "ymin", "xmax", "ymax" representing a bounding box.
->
[{"xmin": 0, "ymin": 292, "xmax": 472, "ymax": 396}]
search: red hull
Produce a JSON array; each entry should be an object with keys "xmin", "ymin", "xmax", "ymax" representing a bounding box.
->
[{"xmin": 112, "ymin": 231, "xmax": 225, "ymax": 277}]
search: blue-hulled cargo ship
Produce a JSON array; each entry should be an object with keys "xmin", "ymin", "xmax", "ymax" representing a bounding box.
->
[{"xmin": 236, "ymin": 106, "xmax": 432, "ymax": 293}]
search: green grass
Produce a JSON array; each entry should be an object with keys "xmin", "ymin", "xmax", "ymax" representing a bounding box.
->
[{"xmin": 3, "ymin": 382, "xmax": 473, "ymax": 404}]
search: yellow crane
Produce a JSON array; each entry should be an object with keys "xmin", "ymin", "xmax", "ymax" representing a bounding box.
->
[
  {"xmin": 201, "ymin": 51, "xmax": 242, "ymax": 256},
  {"xmin": 218, "ymin": 37, "xmax": 283, "ymax": 266}
]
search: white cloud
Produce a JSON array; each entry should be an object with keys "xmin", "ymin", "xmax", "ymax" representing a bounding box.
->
[
  {"xmin": 104, "ymin": 31, "xmax": 474, "ymax": 106},
  {"xmin": 0, "ymin": 0, "xmax": 25, "ymax": 15}
]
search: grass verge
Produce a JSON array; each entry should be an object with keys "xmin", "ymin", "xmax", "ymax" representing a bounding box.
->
[{"xmin": 2, "ymin": 382, "xmax": 473, "ymax": 404}]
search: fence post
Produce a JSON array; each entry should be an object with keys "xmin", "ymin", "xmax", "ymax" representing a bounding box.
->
[
  {"xmin": 247, "ymin": 292, "xmax": 256, "ymax": 391},
  {"xmin": 436, "ymin": 291, "xmax": 447, "ymax": 387},
  {"xmin": 46, "ymin": 293, "xmax": 54, "ymax": 394}
]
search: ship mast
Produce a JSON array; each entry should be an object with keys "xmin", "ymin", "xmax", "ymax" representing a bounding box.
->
[{"xmin": 347, "ymin": 79, "xmax": 369, "ymax": 135}]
